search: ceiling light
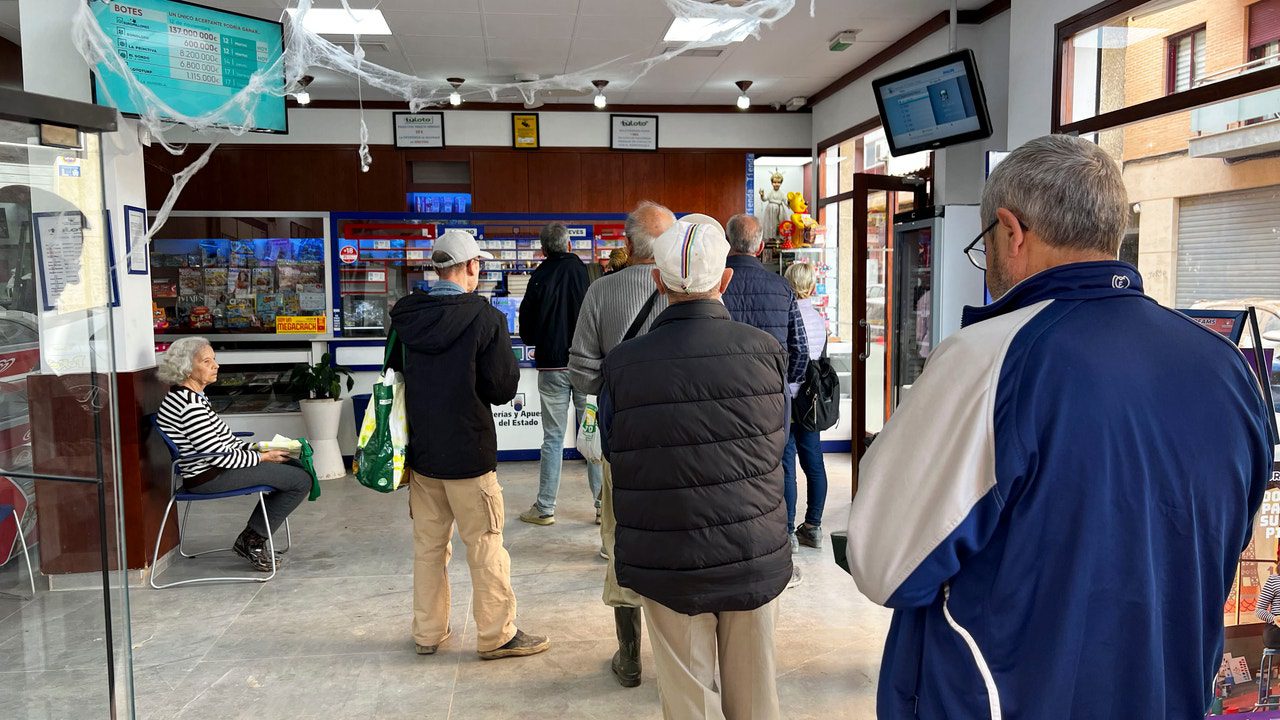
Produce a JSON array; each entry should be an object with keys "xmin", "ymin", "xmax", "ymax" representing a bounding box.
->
[
  {"xmin": 592, "ymin": 80, "xmax": 608, "ymax": 109},
  {"xmin": 448, "ymin": 78, "xmax": 464, "ymax": 106},
  {"xmin": 295, "ymin": 91, "xmax": 311, "ymax": 106},
  {"xmin": 286, "ymin": 8, "xmax": 392, "ymax": 36},
  {"xmin": 735, "ymin": 80, "xmax": 752, "ymax": 111},
  {"xmin": 664, "ymin": 17, "xmax": 753, "ymax": 43},
  {"xmin": 293, "ymin": 75, "xmax": 313, "ymax": 106}
]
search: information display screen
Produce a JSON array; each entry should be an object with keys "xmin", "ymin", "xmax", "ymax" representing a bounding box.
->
[
  {"xmin": 872, "ymin": 49, "xmax": 992, "ymax": 156},
  {"xmin": 90, "ymin": 0, "xmax": 287, "ymax": 133}
]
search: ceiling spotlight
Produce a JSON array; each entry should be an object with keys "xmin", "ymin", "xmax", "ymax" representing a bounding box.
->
[
  {"xmin": 293, "ymin": 75, "xmax": 313, "ymax": 106},
  {"xmin": 592, "ymin": 80, "xmax": 609, "ymax": 109},
  {"xmin": 735, "ymin": 80, "xmax": 752, "ymax": 110},
  {"xmin": 448, "ymin": 77, "xmax": 464, "ymax": 106}
]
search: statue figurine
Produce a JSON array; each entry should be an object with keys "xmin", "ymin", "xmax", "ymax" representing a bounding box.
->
[
  {"xmin": 759, "ymin": 169, "xmax": 787, "ymax": 241},
  {"xmin": 787, "ymin": 192, "xmax": 820, "ymax": 246}
]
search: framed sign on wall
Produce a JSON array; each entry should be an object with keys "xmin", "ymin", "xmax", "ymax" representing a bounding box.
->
[
  {"xmin": 512, "ymin": 113, "xmax": 540, "ymax": 149},
  {"xmin": 610, "ymin": 114, "xmax": 659, "ymax": 151},
  {"xmin": 393, "ymin": 112, "xmax": 445, "ymax": 148}
]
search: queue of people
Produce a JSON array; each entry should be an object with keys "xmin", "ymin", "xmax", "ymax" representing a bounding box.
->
[{"xmin": 153, "ymin": 134, "xmax": 1275, "ymax": 720}]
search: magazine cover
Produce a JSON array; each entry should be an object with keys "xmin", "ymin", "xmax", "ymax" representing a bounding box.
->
[
  {"xmin": 152, "ymin": 277, "xmax": 178, "ymax": 298},
  {"xmin": 232, "ymin": 269, "xmax": 252, "ymax": 296},
  {"xmin": 178, "ymin": 268, "xmax": 201, "ymax": 296},
  {"xmin": 257, "ymin": 293, "xmax": 282, "ymax": 326},
  {"xmin": 230, "ymin": 240, "xmax": 256, "ymax": 267},
  {"xmin": 201, "ymin": 243, "xmax": 229, "ymax": 267},
  {"xmin": 203, "ymin": 268, "xmax": 229, "ymax": 295},
  {"xmin": 225, "ymin": 298, "xmax": 255, "ymax": 329},
  {"xmin": 281, "ymin": 292, "xmax": 302, "ymax": 315},
  {"xmin": 253, "ymin": 267, "xmax": 274, "ymax": 293},
  {"xmin": 296, "ymin": 238, "xmax": 324, "ymax": 263},
  {"xmin": 276, "ymin": 262, "xmax": 301, "ymax": 292}
]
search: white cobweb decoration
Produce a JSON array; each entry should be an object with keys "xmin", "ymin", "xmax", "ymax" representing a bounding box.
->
[{"xmin": 71, "ymin": 0, "xmax": 808, "ymax": 242}]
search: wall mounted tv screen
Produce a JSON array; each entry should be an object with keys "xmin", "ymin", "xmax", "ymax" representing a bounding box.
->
[
  {"xmin": 872, "ymin": 49, "xmax": 992, "ymax": 157},
  {"xmin": 90, "ymin": 0, "xmax": 288, "ymax": 134}
]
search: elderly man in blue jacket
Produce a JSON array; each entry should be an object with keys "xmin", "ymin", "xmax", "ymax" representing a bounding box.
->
[{"xmin": 847, "ymin": 134, "xmax": 1273, "ymax": 719}]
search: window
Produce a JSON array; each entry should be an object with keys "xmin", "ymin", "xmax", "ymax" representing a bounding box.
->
[
  {"xmin": 1249, "ymin": 0, "xmax": 1280, "ymax": 65},
  {"xmin": 1166, "ymin": 26, "xmax": 1206, "ymax": 94}
]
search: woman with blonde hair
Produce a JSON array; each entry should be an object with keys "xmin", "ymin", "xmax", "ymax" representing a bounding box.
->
[{"xmin": 781, "ymin": 261, "xmax": 830, "ymax": 550}]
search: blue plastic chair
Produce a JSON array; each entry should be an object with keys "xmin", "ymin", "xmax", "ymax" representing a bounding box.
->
[
  {"xmin": 0, "ymin": 503, "xmax": 34, "ymax": 598},
  {"xmin": 1259, "ymin": 648, "xmax": 1280, "ymax": 710},
  {"xmin": 149, "ymin": 416, "xmax": 291, "ymax": 589}
]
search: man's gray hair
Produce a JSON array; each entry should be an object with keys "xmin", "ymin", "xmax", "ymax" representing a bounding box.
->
[
  {"xmin": 726, "ymin": 214, "xmax": 763, "ymax": 255},
  {"xmin": 624, "ymin": 200, "xmax": 675, "ymax": 260},
  {"xmin": 157, "ymin": 336, "xmax": 211, "ymax": 385},
  {"xmin": 540, "ymin": 222, "xmax": 571, "ymax": 254},
  {"xmin": 981, "ymin": 134, "xmax": 1129, "ymax": 255}
]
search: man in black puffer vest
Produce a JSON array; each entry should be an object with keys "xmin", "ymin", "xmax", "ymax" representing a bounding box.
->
[{"xmin": 599, "ymin": 219, "xmax": 790, "ymax": 720}]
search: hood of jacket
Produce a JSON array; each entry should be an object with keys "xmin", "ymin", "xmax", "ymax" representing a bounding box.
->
[{"xmin": 390, "ymin": 291, "xmax": 490, "ymax": 355}]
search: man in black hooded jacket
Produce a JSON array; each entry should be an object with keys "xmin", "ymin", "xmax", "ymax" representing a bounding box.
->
[{"xmin": 388, "ymin": 229, "xmax": 549, "ymax": 661}]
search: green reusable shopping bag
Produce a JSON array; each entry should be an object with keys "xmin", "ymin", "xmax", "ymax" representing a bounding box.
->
[
  {"xmin": 353, "ymin": 331, "xmax": 407, "ymax": 493},
  {"xmin": 297, "ymin": 438, "xmax": 322, "ymax": 501}
]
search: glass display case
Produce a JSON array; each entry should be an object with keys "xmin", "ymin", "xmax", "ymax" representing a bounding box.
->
[
  {"xmin": 332, "ymin": 213, "xmax": 626, "ymax": 339},
  {"xmin": 149, "ymin": 214, "xmax": 330, "ymax": 337},
  {"xmin": 891, "ymin": 214, "xmax": 934, "ymax": 402}
]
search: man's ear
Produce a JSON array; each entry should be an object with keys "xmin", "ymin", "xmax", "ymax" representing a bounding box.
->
[
  {"xmin": 996, "ymin": 207, "xmax": 1028, "ymax": 258},
  {"xmin": 651, "ymin": 268, "xmax": 669, "ymax": 296},
  {"xmin": 718, "ymin": 268, "xmax": 734, "ymax": 294}
]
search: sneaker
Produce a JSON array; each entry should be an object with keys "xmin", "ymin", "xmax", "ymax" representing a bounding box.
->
[
  {"xmin": 233, "ymin": 529, "xmax": 282, "ymax": 572},
  {"xmin": 796, "ymin": 523, "xmax": 822, "ymax": 549},
  {"xmin": 519, "ymin": 505, "xmax": 555, "ymax": 526},
  {"xmin": 478, "ymin": 629, "xmax": 550, "ymax": 660},
  {"xmin": 787, "ymin": 566, "xmax": 803, "ymax": 589},
  {"xmin": 596, "ymin": 507, "xmax": 602, "ymax": 525},
  {"xmin": 789, "ymin": 533, "xmax": 799, "ymax": 554},
  {"xmin": 416, "ymin": 626, "xmax": 452, "ymax": 655}
]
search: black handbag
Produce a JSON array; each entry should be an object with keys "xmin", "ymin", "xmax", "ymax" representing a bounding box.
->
[{"xmin": 795, "ymin": 338, "xmax": 840, "ymax": 432}]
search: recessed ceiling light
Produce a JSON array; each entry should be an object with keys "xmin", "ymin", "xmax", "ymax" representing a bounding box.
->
[
  {"xmin": 286, "ymin": 8, "xmax": 392, "ymax": 36},
  {"xmin": 664, "ymin": 17, "xmax": 753, "ymax": 43}
]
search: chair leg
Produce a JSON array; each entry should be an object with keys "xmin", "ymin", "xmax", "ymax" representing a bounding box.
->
[
  {"xmin": 178, "ymin": 502, "xmax": 193, "ymax": 558},
  {"xmin": 282, "ymin": 518, "xmax": 292, "ymax": 553},
  {"xmin": 259, "ymin": 493, "xmax": 278, "ymax": 582},
  {"xmin": 151, "ymin": 494, "xmax": 276, "ymax": 589},
  {"xmin": 150, "ymin": 498, "xmax": 178, "ymax": 590},
  {"xmin": 15, "ymin": 523, "xmax": 34, "ymax": 598}
]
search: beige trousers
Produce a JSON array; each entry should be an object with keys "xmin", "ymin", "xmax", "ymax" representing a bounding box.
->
[
  {"xmin": 640, "ymin": 596, "xmax": 782, "ymax": 720},
  {"xmin": 600, "ymin": 459, "xmax": 642, "ymax": 608},
  {"xmin": 410, "ymin": 470, "xmax": 517, "ymax": 653}
]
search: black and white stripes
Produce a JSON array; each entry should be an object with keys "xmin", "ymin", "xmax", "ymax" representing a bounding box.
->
[{"xmin": 157, "ymin": 386, "xmax": 259, "ymax": 480}]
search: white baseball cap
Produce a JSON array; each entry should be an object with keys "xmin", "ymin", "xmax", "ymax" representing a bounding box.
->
[
  {"xmin": 432, "ymin": 229, "xmax": 494, "ymax": 268},
  {"xmin": 679, "ymin": 213, "xmax": 725, "ymax": 235},
  {"xmin": 653, "ymin": 220, "xmax": 731, "ymax": 294}
]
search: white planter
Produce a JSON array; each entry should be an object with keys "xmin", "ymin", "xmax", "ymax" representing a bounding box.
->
[{"xmin": 299, "ymin": 398, "xmax": 347, "ymax": 480}]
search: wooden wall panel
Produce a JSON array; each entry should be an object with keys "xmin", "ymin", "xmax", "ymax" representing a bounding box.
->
[
  {"xmin": 471, "ymin": 151, "xmax": 529, "ymax": 213},
  {"xmin": 218, "ymin": 148, "xmax": 275, "ymax": 210},
  {"xmin": 267, "ymin": 147, "xmax": 359, "ymax": 212},
  {"xmin": 704, "ymin": 152, "xmax": 748, "ymax": 227},
  {"xmin": 621, "ymin": 153, "xmax": 666, "ymax": 210},
  {"xmin": 527, "ymin": 152, "xmax": 583, "ymax": 213},
  {"xmin": 663, "ymin": 152, "xmax": 707, "ymax": 216},
  {"xmin": 359, "ymin": 146, "xmax": 408, "ymax": 211},
  {"xmin": 579, "ymin": 153, "xmax": 624, "ymax": 212}
]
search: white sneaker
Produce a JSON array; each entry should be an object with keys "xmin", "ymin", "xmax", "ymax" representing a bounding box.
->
[{"xmin": 787, "ymin": 566, "xmax": 802, "ymax": 589}]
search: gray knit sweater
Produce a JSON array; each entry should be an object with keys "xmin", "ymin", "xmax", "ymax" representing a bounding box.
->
[{"xmin": 569, "ymin": 263, "xmax": 669, "ymax": 395}]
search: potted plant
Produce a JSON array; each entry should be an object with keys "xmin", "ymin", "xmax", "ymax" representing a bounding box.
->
[{"xmin": 286, "ymin": 354, "xmax": 355, "ymax": 480}]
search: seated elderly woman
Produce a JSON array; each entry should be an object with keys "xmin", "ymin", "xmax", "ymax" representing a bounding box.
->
[{"xmin": 156, "ymin": 336, "xmax": 311, "ymax": 572}]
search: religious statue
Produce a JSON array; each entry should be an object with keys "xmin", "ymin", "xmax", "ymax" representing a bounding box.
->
[{"xmin": 758, "ymin": 169, "xmax": 787, "ymax": 241}]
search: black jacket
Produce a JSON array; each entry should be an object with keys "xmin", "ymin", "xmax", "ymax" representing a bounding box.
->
[
  {"xmin": 518, "ymin": 252, "xmax": 589, "ymax": 369},
  {"xmin": 600, "ymin": 300, "xmax": 791, "ymax": 615},
  {"xmin": 389, "ymin": 291, "xmax": 519, "ymax": 479}
]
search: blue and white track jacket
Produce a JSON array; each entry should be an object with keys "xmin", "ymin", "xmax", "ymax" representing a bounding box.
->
[{"xmin": 847, "ymin": 261, "xmax": 1273, "ymax": 719}]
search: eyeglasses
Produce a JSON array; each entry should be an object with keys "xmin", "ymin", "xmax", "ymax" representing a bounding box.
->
[{"xmin": 964, "ymin": 218, "xmax": 1029, "ymax": 271}]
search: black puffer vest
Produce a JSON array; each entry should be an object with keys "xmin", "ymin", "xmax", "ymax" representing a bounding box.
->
[{"xmin": 602, "ymin": 300, "xmax": 791, "ymax": 615}]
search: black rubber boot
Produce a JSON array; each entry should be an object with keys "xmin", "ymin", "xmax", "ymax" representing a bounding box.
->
[{"xmin": 611, "ymin": 606, "xmax": 642, "ymax": 687}]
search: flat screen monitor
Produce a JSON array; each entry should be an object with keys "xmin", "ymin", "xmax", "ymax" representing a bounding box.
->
[
  {"xmin": 89, "ymin": 0, "xmax": 288, "ymax": 134},
  {"xmin": 872, "ymin": 49, "xmax": 993, "ymax": 157}
]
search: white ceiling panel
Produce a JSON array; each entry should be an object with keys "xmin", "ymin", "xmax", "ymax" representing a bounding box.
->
[
  {"xmin": 483, "ymin": 13, "xmax": 576, "ymax": 40},
  {"xmin": 479, "ymin": 0, "xmax": 580, "ymax": 14},
  {"xmin": 570, "ymin": 14, "xmax": 671, "ymax": 42},
  {"xmin": 487, "ymin": 56, "xmax": 569, "ymax": 78},
  {"xmin": 484, "ymin": 36, "xmax": 572, "ymax": 59},
  {"xmin": 403, "ymin": 58, "xmax": 491, "ymax": 80},
  {"xmin": 397, "ymin": 35, "xmax": 488, "ymax": 58},
  {"xmin": 377, "ymin": 0, "xmax": 481, "ymax": 10},
  {"xmin": 382, "ymin": 11, "xmax": 483, "ymax": 38},
  {"xmin": 619, "ymin": 91, "xmax": 697, "ymax": 105},
  {"xmin": 579, "ymin": 0, "xmax": 677, "ymax": 18}
]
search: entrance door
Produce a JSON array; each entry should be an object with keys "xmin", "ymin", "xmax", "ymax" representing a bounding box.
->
[{"xmin": 848, "ymin": 174, "xmax": 926, "ymax": 498}]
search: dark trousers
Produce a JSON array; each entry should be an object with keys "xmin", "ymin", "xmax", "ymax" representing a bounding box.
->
[
  {"xmin": 1266, "ymin": 622, "xmax": 1280, "ymax": 650},
  {"xmin": 783, "ymin": 420, "xmax": 828, "ymax": 534},
  {"xmin": 189, "ymin": 461, "xmax": 311, "ymax": 536}
]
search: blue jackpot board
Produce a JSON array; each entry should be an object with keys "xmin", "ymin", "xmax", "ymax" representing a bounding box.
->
[{"xmin": 90, "ymin": 0, "xmax": 288, "ymax": 133}]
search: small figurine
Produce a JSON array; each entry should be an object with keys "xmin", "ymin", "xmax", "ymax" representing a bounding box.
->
[
  {"xmin": 787, "ymin": 192, "xmax": 820, "ymax": 247},
  {"xmin": 759, "ymin": 169, "xmax": 787, "ymax": 241}
]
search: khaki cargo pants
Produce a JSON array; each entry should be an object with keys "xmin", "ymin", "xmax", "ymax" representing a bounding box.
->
[
  {"xmin": 410, "ymin": 470, "xmax": 517, "ymax": 653},
  {"xmin": 600, "ymin": 459, "xmax": 642, "ymax": 608}
]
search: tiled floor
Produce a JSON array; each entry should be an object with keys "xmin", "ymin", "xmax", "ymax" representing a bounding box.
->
[{"xmin": 0, "ymin": 457, "xmax": 891, "ymax": 719}]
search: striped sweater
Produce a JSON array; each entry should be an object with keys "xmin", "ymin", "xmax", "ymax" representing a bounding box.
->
[
  {"xmin": 1258, "ymin": 574, "xmax": 1280, "ymax": 624},
  {"xmin": 157, "ymin": 386, "xmax": 259, "ymax": 482},
  {"xmin": 569, "ymin": 263, "xmax": 668, "ymax": 395}
]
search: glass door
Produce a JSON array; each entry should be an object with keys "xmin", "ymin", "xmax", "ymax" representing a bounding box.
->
[{"xmin": 0, "ymin": 99, "xmax": 133, "ymax": 718}]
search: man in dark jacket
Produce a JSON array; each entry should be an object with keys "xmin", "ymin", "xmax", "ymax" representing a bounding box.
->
[
  {"xmin": 600, "ymin": 219, "xmax": 790, "ymax": 720},
  {"xmin": 389, "ymin": 229, "xmax": 549, "ymax": 662},
  {"xmin": 517, "ymin": 222, "xmax": 601, "ymax": 526}
]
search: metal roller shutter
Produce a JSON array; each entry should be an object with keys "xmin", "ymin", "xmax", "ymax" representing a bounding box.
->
[{"xmin": 1175, "ymin": 185, "xmax": 1280, "ymax": 306}]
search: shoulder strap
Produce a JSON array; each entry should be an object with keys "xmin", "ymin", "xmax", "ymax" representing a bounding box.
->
[
  {"xmin": 382, "ymin": 329, "xmax": 399, "ymax": 373},
  {"xmin": 820, "ymin": 335, "xmax": 829, "ymax": 360},
  {"xmin": 622, "ymin": 291, "xmax": 659, "ymax": 343}
]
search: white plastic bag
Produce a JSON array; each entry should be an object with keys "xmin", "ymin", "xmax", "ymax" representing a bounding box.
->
[
  {"xmin": 353, "ymin": 369, "xmax": 408, "ymax": 492},
  {"xmin": 576, "ymin": 395, "xmax": 604, "ymax": 464}
]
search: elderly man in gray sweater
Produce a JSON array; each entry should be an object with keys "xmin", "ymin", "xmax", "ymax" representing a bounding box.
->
[{"xmin": 569, "ymin": 199, "xmax": 674, "ymax": 689}]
